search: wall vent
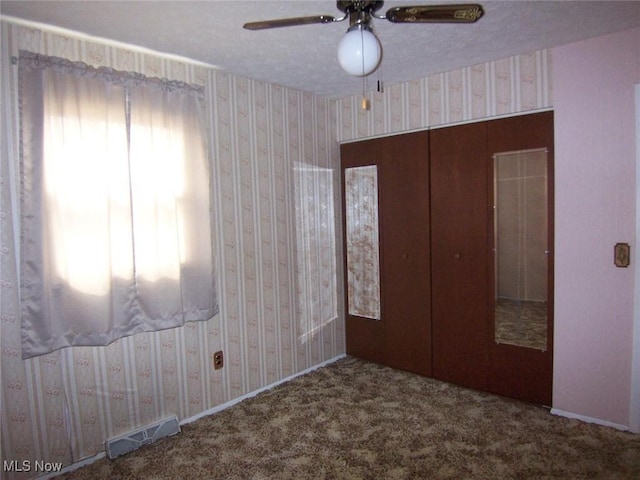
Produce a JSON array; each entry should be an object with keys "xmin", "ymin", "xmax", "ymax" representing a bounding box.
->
[{"xmin": 105, "ymin": 414, "xmax": 180, "ymax": 459}]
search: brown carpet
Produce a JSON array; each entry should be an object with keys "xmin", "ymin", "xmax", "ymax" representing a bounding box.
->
[
  {"xmin": 57, "ymin": 356, "xmax": 640, "ymax": 479},
  {"xmin": 495, "ymin": 298, "xmax": 548, "ymax": 350}
]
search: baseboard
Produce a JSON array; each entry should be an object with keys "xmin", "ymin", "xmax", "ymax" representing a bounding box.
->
[
  {"xmin": 42, "ymin": 354, "xmax": 347, "ymax": 479},
  {"xmin": 550, "ymin": 408, "xmax": 629, "ymax": 431},
  {"xmin": 181, "ymin": 353, "xmax": 347, "ymax": 425}
]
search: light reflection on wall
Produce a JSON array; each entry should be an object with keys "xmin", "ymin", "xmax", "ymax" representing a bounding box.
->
[{"xmin": 293, "ymin": 163, "xmax": 338, "ymax": 343}]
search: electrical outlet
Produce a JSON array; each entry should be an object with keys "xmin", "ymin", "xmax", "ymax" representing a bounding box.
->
[{"xmin": 213, "ymin": 351, "xmax": 224, "ymax": 370}]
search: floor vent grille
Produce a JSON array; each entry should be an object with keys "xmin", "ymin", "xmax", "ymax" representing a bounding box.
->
[{"xmin": 105, "ymin": 414, "xmax": 180, "ymax": 459}]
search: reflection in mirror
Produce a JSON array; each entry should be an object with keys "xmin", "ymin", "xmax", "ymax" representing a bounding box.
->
[
  {"xmin": 494, "ymin": 149, "xmax": 548, "ymax": 350},
  {"xmin": 345, "ymin": 166, "xmax": 381, "ymax": 320}
]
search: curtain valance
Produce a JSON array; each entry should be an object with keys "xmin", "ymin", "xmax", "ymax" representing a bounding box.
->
[{"xmin": 16, "ymin": 50, "xmax": 204, "ymax": 98}]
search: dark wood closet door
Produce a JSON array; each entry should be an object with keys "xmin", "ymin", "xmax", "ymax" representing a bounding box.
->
[
  {"xmin": 430, "ymin": 122, "xmax": 490, "ymax": 391},
  {"xmin": 430, "ymin": 112, "xmax": 554, "ymax": 405},
  {"xmin": 341, "ymin": 131, "xmax": 431, "ymax": 376},
  {"xmin": 486, "ymin": 111, "xmax": 554, "ymax": 406}
]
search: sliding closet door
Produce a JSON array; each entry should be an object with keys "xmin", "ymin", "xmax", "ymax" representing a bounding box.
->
[
  {"xmin": 430, "ymin": 122, "xmax": 490, "ymax": 391},
  {"xmin": 430, "ymin": 112, "xmax": 553, "ymax": 405},
  {"xmin": 341, "ymin": 131, "xmax": 431, "ymax": 376},
  {"xmin": 487, "ymin": 111, "xmax": 554, "ymax": 406}
]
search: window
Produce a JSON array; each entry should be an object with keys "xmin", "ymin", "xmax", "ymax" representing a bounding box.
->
[{"xmin": 19, "ymin": 52, "xmax": 218, "ymax": 359}]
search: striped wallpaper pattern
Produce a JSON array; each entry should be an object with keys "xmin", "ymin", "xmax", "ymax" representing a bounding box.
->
[{"xmin": 336, "ymin": 49, "xmax": 552, "ymax": 142}]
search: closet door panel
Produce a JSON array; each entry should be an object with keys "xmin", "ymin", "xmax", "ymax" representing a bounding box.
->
[
  {"xmin": 379, "ymin": 132, "xmax": 431, "ymax": 375},
  {"xmin": 430, "ymin": 122, "xmax": 489, "ymax": 390},
  {"xmin": 342, "ymin": 138, "xmax": 386, "ymax": 365},
  {"xmin": 487, "ymin": 111, "xmax": 554, "ymax": 406},
  {"xmin": 341, "ymin": 131, "xmax": 431, "ymax": 376}
]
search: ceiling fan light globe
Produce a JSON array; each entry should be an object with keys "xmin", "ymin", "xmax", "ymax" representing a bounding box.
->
[{"xmin": 337, "ymin": 27, "xmax": 381, "ymax": 76}]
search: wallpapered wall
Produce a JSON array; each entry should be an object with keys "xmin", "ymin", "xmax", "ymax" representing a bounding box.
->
[
  {"xmin": 1, "ymin": 18, "xmax": 554, "ymax": 478},
  {"xmin": 0, "ymin": 20, "xmax": 343, "ymax": 477},
  {"xmin": 336, "ymin": 49, "xmax": 552, "ymax": 141}
]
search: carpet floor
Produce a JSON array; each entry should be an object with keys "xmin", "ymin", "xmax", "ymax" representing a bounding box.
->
[{"xmin": 57, "ymin": 356, "xmax": 640, "ymax": 479}]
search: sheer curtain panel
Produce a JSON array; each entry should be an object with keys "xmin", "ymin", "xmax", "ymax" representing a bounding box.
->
[{"xmin": 19, "ymin": 52, "xmax": 218, "ymax": 359}]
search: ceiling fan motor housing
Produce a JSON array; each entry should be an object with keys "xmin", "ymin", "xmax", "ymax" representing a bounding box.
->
[{"xmin": 337, "ymin": 1, "xmax": 385, "ymax": 15}]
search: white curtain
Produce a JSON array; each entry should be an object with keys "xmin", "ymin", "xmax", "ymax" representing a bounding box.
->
[{"xmin": 19, "ymin": 52, "xmax": 218, "ymax": 359}]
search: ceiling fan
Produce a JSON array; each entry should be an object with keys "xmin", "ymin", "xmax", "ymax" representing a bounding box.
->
[{"xmin": 243, "ymin": 1, "xmax": 484, "ymax": 77}]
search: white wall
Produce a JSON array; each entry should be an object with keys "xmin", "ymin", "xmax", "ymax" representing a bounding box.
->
[{"xmin": 552, "ymin": 27, "xmax": 640, "ymax": 428}]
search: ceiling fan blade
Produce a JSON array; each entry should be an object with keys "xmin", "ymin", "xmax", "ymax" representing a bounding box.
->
[
  {"xmin": 243, "ymin": 15, "xmax": 336, "ymax": 30},
  {"xmin": 386, "ymin": 4, "xmax": 484, "ymax": 23}
]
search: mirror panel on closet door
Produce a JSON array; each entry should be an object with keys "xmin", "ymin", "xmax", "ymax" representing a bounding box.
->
[
  {"xmin": 493, "ymin": 148, "xmax": 549, "ymax": 351},
  {"xmin": 344, "ymin": 165, "xmax": 381, "ymax": 320}
]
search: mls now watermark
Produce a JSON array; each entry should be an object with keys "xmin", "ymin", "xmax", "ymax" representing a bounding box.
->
[{"xmin": 3, "ymin": 460, "xmax": 64, "ymax": 473}]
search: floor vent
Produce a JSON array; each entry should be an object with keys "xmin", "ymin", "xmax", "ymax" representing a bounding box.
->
[{"xmin": 105, "ymin": 414, "xmax": 180, "ymax": 459}]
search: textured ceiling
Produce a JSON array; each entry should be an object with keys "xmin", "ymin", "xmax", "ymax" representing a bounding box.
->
[{"xmin": 2, "ymin": 1, "xmax": 639, "ymax": 99}]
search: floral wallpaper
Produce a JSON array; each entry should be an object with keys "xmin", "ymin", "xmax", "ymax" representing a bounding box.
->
[{"xmin": 0, "ymin": 20, "xmax": 343, "ymax": 478}]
